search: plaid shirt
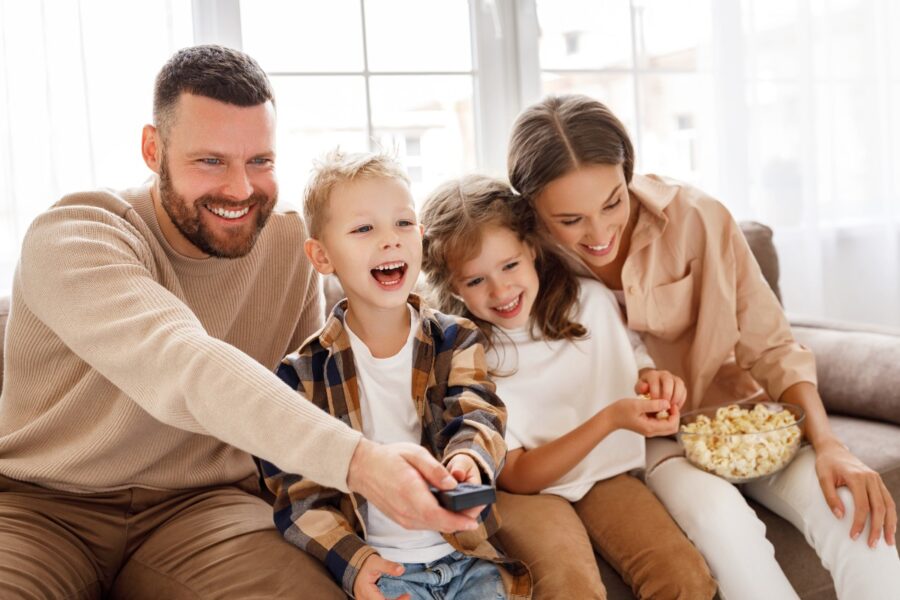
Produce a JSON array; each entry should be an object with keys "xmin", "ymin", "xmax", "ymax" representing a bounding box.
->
[{"xmin": 260, "ymin": 295, "xmax": 531, "ymax": 598}]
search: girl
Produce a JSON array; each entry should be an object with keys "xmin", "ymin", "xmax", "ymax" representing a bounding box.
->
[
  {"xmin": 420, "ymin": 175, "xmax": 716, "ymax": 600},
  {"xmin": 504, "ymin": 94, "xmax": 900, "ymax": 600}
]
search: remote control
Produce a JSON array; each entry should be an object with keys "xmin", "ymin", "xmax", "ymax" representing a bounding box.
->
[{"xmin": 430, "ymin": 482, "xmax": 497, "ymax": 512}]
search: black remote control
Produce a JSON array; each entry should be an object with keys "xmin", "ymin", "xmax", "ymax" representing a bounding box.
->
[{"xmin": 430, "ymin": 482, "xmax": 496, "ymax": 512}]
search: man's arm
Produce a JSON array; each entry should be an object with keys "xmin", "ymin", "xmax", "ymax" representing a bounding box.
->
[{"xmin": 19, "ymin": 204, "xmax": 361, "ymax": 490}]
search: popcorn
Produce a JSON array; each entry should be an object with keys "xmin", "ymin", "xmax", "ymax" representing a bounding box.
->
[
  {"xmin": 679, "ymin": 403, "xmax": 802, "ymax": 482},
  {"xmin": 640, "ymin": 393, "xmax": 670, "ymax": 420}
]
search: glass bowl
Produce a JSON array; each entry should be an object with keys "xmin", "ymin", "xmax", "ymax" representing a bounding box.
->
[{"xmin": 677, "ymin": 402, "xmax": 805, "ymax": 483}]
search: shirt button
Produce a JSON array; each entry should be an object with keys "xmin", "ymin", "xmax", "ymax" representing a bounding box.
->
[{"xmin": 628, "ymin": 286, "xmax": 637, "ymax": 295}]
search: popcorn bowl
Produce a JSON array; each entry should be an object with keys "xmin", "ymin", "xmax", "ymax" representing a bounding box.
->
[{"xmin": 677, "ymin": 402, "xmax": 805, "ymax": 484}]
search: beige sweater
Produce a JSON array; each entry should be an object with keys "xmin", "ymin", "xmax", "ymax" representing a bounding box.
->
[{"xmin": 0, "ymin": 184, "xmax": 362, "ymax": 493}]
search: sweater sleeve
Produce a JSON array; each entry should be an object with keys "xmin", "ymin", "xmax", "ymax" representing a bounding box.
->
[
  {"xmin": 725, "ymin": 208, "xmax": 818, "ymax": 399},
  {"xmin": 18, "ymin": 205, "xmax": 361, "ymax": 491}
]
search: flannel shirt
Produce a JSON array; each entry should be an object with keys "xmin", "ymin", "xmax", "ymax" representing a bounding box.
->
[{"xmin": 260, "ymin": 294, "xmax": 532, "ymax": 598}]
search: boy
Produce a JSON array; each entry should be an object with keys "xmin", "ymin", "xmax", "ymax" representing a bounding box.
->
[{"xmin": 260, "ymin": 150, "xmax": 531, "ymax": 600}]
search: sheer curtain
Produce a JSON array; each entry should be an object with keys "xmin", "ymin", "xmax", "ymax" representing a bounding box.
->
[
  {"xmin": 733, "ymin": 0, "xmax": 900, "ymax": 327},
  {"xmin": 0, "ymin": 0, "xmax": 193, "ymax": 296},
  {"xmin": 528, "ymin": 0, "xmax": 900, "ymax": 327}
]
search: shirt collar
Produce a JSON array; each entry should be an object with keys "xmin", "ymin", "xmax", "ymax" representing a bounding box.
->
[{"xmin": 316, "ymin": 293, "xmax": 444, "ymax": 350}]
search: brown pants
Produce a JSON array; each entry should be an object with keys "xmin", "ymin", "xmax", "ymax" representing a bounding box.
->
[
  {"xmin": 0, "ymin": 473, "xmax": 345, "ymax": 599},
  {"xmin": 495, "ymin": 474, "xmax": 717, "ymax": 600}
]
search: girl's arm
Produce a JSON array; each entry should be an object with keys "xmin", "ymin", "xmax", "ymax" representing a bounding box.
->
[{"xmin": 497, "ymin": 396, "xmax": 675, "ymax": 494}]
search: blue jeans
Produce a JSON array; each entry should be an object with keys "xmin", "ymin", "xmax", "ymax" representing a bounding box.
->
[{"xmin": 376, "ymin": 551, "xmax": 506, "ymax": 600}]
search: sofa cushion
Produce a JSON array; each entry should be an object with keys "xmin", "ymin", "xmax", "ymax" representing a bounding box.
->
[
  {"xmin": 792, "ymin": 323, "xmax": 900, "ymax": 427},
  {"xmin": 740, "ymin": 221, "xmax": 782, "ymax": 304},
  {"xmin": 829, "ymin": 414, "xmax": 900, "ymax": 474}
]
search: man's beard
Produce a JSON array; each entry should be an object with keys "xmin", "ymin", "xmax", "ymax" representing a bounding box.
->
[{"xmin": 158, "ymin": 158, "xmax": 276, "ymax": 258}]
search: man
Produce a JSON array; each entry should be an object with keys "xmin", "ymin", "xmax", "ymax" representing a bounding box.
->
[{"xmin": 0, "ymin": 45, "xmax": 477, "ymax": 599}]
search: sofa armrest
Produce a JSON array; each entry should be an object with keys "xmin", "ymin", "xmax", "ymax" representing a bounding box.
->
[{"xmin": 791, "ymin": 317, "xmax": 900, "ymax": 427}]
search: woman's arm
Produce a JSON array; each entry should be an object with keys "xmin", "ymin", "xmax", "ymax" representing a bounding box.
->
[
  {"xmin": 724, "ymin": 211, "xmax": 896, "ymax": 548},
  {"xmin": 498, "ymin": 396, "xmax": 675, "ymax": 494}
]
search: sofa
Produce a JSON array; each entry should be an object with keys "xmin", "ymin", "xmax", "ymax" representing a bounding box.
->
[{"xmin": 0, "ymin": 223, "xmax": 897, "ymax": 600}]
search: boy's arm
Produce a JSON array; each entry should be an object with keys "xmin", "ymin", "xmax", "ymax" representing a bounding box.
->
[
  {"xmin": 438, "ymin": 322, "xmax": 507, "ymax": 483},
  {"xmin": 260, "ymin": 459, "xmax": 377, "ymax": 597}
]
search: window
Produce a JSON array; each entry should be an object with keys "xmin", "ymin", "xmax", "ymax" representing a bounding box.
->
[
  {"xmin": 532, "ymin": 0, "xmax": 714, "ymax": 194},
  {"xmin": 239, "ymin": 0, "xmax": 477, "ymax": 207}
]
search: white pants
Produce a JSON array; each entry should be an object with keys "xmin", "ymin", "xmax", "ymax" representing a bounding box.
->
[{"xmin": 645, "ymin": 438, "xmax": 900, "ymax": 600}]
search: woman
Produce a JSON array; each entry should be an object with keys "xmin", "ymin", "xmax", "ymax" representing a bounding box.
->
[{"xmin": 503, "ymin": 93, "xmax": 899, "ymax": 600}]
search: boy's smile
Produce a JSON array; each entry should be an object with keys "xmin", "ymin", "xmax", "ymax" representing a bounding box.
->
[{"xmin": 371, "ymin": 260, "xmax": 409, "ymax": 290}]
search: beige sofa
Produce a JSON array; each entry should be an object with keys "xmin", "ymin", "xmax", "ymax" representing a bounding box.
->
[{"xmin": 0, "ymin": 223, "xmax": 897, "ymax": 599}]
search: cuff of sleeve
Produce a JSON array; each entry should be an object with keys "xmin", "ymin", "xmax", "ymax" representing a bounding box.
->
[{"xmin": 342, "ymin": 544, "xmax": 379, "ymax": 598}]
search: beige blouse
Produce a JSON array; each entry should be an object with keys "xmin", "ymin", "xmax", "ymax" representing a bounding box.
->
[{"xmin": 564, "ymin": 173, "xmax": 817, "ymax": 410}]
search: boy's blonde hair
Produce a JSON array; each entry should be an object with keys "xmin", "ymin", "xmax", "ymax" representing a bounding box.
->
[
  {"xmin": 420, "ymin": 174, "xmax": 586, "ymax": 346},
  {"xmin": 303, "ymin": 149, "xmax": 410, "ymax": 239}
]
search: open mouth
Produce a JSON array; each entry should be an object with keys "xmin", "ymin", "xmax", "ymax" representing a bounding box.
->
[
  {"xmin": 492, "ymin": 292, "xmax": 524, "ymax": 319},
  {"xmin": 205, "ymin": 204, "xmax": 253, "ymax": 222},
  {"xmin": 370, "ymin": 261, "xmax": 408, "ymax": 289}
]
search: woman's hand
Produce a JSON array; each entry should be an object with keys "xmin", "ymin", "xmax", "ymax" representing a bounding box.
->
[
  {"xmin": 815, "ymin": 438, "xmax": 897, "ymax": 548},
  {"xmin": 636, "ymin": 368, "xmax": 687, "ymax": 411}
]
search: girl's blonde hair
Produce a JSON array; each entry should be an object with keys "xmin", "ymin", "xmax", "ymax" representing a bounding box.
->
[{"xmin": 420, "ymin": 174, "xmax": 586, "ymax": 345}]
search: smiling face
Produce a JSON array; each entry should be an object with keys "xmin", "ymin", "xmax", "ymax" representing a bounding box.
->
[
  {"xmin": 533, "ymin": 163, "xmax": 632, "ymax": 274},
  {"xmin": 451, "ymin": 225, "xmax": 539, "ymax": 330},
  {"xmin": 144, "ymin": 93, "xmax": 277, "ymax": 258},
  {"xmin": 307, "ymin": 176, "xmax": 422, "ymax": 314}
]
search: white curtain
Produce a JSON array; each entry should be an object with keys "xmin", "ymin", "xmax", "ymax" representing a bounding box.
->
[
  {"xmin": 725, "ymin": 0, "xmax": 900, "ymax": 328},
  {"xmin": 2, "ymin": 0, "xmax": 899, "ymax": 329},
  {"xmin": 0, "ymin": 0, "xmax": 192, "ymax": 296}
]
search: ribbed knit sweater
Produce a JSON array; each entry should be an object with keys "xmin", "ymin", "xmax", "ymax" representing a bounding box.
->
[{"xmin": 0, "ymin": 184, "xmax": 362, "ymax": 493}]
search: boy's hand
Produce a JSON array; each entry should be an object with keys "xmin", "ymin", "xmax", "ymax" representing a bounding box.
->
[
  {"xmin": 353, "ymin": 554, "xmax": 410, "ymax": 600},
  {"xmin": 445, "ymin": 453, "xmax": 487, "ymax": 520},
  {"xmin": 608, "ymin": 396, "xmax": 680, "ymax": 437},
  {"xmin": 347, "ymin": 439, "xmax": 479, "ymax": 533},
  {"xmin": 636, "ymin": 368, "xmax": 687, "ymax": 411}
]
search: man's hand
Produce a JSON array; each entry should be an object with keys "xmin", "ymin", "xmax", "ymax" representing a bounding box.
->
[
  {"xmin": 346, "ymin": 439, "xmax": 480, "ymax": 533},
  {"xmin": 353, "ymin": 554, "xmax": 410, "ymax": 600},
  {"xmin": 636, "ymin": 368, "xmax": 687, "ymax": 410},
  {"xmin": 445, "ymin": 453, "xmax": 487, "ymax": 520},
  {"xmin": 815, "ymin": 438, "xmax": 897, "ymax": 548}
]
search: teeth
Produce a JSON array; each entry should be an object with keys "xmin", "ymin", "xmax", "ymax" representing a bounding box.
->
[
  {"xmin": 587, "ymin": 241, "xmax": 610, "ymax": 251},
  {"xmin": 209, "ymin": 206, "xmax": 250, "ymax": 219},
  {"xmin": 374, "ymin": 262, "xmax": 405, "ymax": 271},
  {"xmin": 495, "ymin": 296, "xmax": 520, "ymax": 312}
]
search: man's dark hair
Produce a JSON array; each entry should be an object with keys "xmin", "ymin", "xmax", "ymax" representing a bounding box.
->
[{"xmin": 153, "ymin": 44, "xmax": 274, "ymax": 139}]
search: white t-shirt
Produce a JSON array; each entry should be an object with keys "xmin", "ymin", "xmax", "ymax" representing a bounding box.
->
[
  {"xmin": 488, "ymin": 279, "xmax": 653, "ymax": 502},
  {"xmin": 345, "ymin": 305, "xmax": 455, "ymax": 564}
]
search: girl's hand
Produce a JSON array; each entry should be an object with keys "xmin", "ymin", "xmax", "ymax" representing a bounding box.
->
[
  {"xmin": 353, "ymin": 554, "xmax": 410, "ymax": 600},
  {"xmin": 636, "ymin": 368, "xmax": 687, "ymax": 410},
  {"xmin": 608, "ymin": 396, "xmax": 680, "ymax": 437},
  {"xmin": 445, "ymin": 453, "xmax": 488, "ymax": 520}
]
